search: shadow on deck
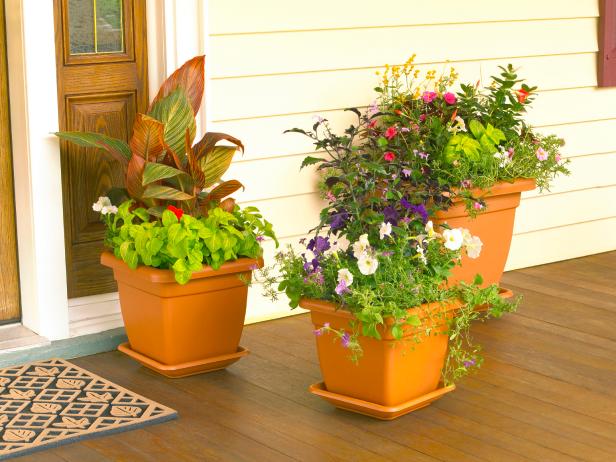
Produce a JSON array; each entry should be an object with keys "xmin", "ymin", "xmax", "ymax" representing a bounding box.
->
[{"xmin": 16, "ymin": 251, "xmax": 616, "ymax": 461}]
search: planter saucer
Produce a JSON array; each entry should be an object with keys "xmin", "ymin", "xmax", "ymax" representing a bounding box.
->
[
  {"xmin": 309, "ymin": 382, "xmax": 455, "ymax": 420},
  {"xmin": 118, "ymin": 343, "xmax": 249, "ymax": 378}
]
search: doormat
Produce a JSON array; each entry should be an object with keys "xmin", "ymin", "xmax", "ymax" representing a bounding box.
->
[{"xmin": 0, "ymin": 358, "xmax": 177, "ymax": 460}]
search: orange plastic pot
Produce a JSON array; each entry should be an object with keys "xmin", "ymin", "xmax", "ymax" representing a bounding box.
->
[
  {"xmin": 101, "ymin": 252, "xmax": 261, "ymax": 377},
  {"xmin": 301, "ymin": 298, "xmax": 460, "ymax": 418},
  {"xmin": 433, "ymin": 178, "xmax": 536, "ymax": 287}
]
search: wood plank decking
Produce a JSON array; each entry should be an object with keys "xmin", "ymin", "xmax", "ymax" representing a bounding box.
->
[{"xmin": 14, "ymin": 252, "xmax": 616, "ymax": 461}]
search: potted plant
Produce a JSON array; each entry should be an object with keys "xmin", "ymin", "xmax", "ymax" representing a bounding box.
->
[
  {"xmin": 368, "ymin": 57, "xmax": 570, "ymax": 286},
  {"xmin": 262, "ymin": 123, "xmax": 517, "ymax": 419},
  {"xmin": 55, "ymin": 56, "xmax": 277, "ymax": 378}
]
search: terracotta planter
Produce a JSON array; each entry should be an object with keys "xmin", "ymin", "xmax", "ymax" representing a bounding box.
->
[
  {"xmin": 301, "ymin": 298, "xmax": 460, "ymax": 420},
  {"xmin": 433, "ymin": 178, "xmax": 536, "ymax": 287},
  {"xmin": 101, "ymin": 252, "xmax": 261, "ymax": 378}
]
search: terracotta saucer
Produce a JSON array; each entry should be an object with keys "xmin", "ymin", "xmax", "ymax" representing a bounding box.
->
[
  {"xmin": 309, "ymin": 382, "xmax": 456, "ymax": 420},
  {"xmin": 118, "ymin": 343, "xmax": 249, "ymax": 378}
]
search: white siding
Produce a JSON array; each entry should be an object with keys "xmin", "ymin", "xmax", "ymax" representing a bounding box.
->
[{"xmin": 206, "ymin": 0, "xmax": 615, "ymax": 321}]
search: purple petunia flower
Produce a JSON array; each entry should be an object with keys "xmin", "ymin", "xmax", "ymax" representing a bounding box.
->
[
  {"xmin": 256, "ymin": 235, "xmax": 264, "ymax": 242},
  {"xmin": 463, "ymin": 359, "xmax": 476, "ymax": 368},
  {"xmin": 402, "ymin": 168, "xmax": 412, "ymax": 178},
  {"xmin": 329, "ymin": 210, "xmax": 349, "ymax": 231},
  {"xmin": 382, "ymin": 206, "xmax": 399, "ymax": 225},
  {"xmin": 400, "ymin": 197, "xmax": 412, "ymax": 209},
  {"xmin": 341, "ymin": 332, "xmax": 351, "ymax": 348},
  {"xmin": 313, "ymin": 328, "xmax": 323, "ymax": 336},
  {"xmin": 307, "ymin": 236, "xmax": 331, "ymax": 254},
  {"xmin": 410, "ymin": 204, "xmax": 429, "ymax": 224},
  {"xmin": 335, "ymin": 279, "xmax": 350, "ymax": 295}
]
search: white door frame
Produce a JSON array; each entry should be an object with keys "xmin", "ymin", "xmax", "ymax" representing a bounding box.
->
[{"xmin": 4, "ymin": 0, "xmax": 207, "ymax": 341}]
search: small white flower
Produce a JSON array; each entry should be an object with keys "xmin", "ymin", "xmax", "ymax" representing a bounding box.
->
[
  {"xmin": 493, "ymin": 149, "xmax": 511, "ymax": 168},
  {"xmin": 425, "ymin": 220, "xmax": 436, "ymax": 239},
  {"xmin": 337, "ymin": 268, "xmax": 354, "ymax": 287},
  {"xmin": 352, "ymin": 234, "xmax": 371, "ymax": 259},
  {"xmin": 379, "ymin": 222, "xmax": 392, "ymax": 240},
  {"xmin": 100, "ymin": 205, "xmax": 118, "ymax": 215},
  {"xmin": 442, "ymin": 228, "xmax": 464, "ymax": 251},
  {"xmin": 416, "ymin": 245, "xmax": 427, "ymax": 264},
  {"xmin": 448, "ymin": 116, "xmax": 467, "ymax": 134},
  {"xmin": 465, "ymin": 235, "xmax": 483, "ymax": 259},
  {"xmin": 92, "ymin": 196, "xmax": 112, "ymax": 213},
  {"xmin": 357, "ymin": 253, "xmax": 379, "ymax": 275}
]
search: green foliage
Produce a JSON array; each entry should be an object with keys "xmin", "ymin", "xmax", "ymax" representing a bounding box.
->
[
  {"xmin": 54, "ymin": 56, "xmax": 245, "ymax": 216},
  {"xmin": 102, "ymin": 200, "xmax": 277, "ymax": 284}
]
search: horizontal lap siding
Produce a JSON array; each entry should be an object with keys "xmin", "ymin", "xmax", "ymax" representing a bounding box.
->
[{"xmin": 207, "ymin": 0, "xmax": 614, "ymax": 322}]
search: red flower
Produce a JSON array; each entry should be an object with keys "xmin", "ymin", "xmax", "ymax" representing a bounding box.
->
[
  {"xmin": 384, "ymin": 126, "xmax": 398, "ymax": 140},
  {"xmin": 383, "ymin": 151, "xmax": 396, "ymax": 162},
  {"xmin": 516, "ymin": 88, "xmax": 530, "ymax": 103},
  {"xmin": 394, "ymin": 109, "xmax": 403, "ymax": 115},
  {"xmin": 419, "ymin": 114, "xmax": 427, "ymax": 122},
  {"xmin": 443, "ymin": 92, "xmax": 457, "ymax": 105},
  {"xmin": 167, "ymin": 205, "xmax": 184, "ymax": 220},
  {"xmin": 368, "ymin": 119, "xmax": 378, "ymax": 129}
]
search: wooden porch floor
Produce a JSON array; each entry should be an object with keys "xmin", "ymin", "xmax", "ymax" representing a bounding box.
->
[{"xmin": 16, "ymin": 252, "xmax": 616, "ymax": 461}]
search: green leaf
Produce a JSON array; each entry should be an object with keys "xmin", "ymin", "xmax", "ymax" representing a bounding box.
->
[
  {"xmin": 142, "ymin": 185, "xmax": 194, "ymax": 200},
  {"xmin": 199, "ymin": 146, "xmax": 240, "ymax": 188},
  {"xmin": 377, "ymin": 137, "xmax": 388, "ymax": 147},
  {"xmin": 468, "ymin": 120, "xmax": 485, "ymax": 139},
  {"xmin": 406, "ymin": 314, "xmax": 422, "ymax": 327},
  {"xmin": 133, "ymin": 208, "xmax": 149, "ymax": 222},
  {"xmin": 161, "ymin": 210, "xmax": 178, "ymax": 226},
  {"xmin": 148, "ymin": 89, "xmax": 196, "ymax": 163},
  {"xmin": 142, "ymin": 162, "xmax": 193, "ymax": 186},
  {"xmin": 300, "ymin": 156, "xmax": 324, "ymax": 169},
  {"xmin": 54, "ymin": 132, "xmax": 131, "ymax": 165}
]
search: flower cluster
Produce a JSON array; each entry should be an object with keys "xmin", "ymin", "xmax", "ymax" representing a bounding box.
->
[
  {"xmin": 370, "ymin": 57, "xmax": 570, "ymax": 211},
  {"xmin": 92, "ymin": 196, "xmax": 118, "ymax": 215}
]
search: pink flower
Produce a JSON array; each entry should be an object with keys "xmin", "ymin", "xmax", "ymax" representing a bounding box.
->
[
  {"xmin": 383, "ymin": 151, "xmax": 396, "ymax": 162},
  {"xmin": 555, "ymin": 153, "xmax": 562, "ymax": 163},
  {"xmin": 443, "ymin": 92, "xmax": 457, "ymax": 105},
  {"xmin": 536, "ymin": 147, "xmax": 548, "ymax": 161},
  {"xmin": 419, "ymin": 114, "xmax": 427, "ymax": 122},
  {"xmin": 402, "ymin": 168, "xmax": 412, "ymax": 177},
  {"xmin": 400, "ymin": 127, "xmax": 411, "ymax": 133},
  {"xmin": 473, "ymin": 202, "xmax": 483, "ymax": 210},
  {"xmin": 507, "ymin": 147, "xmax": 515, "ymax": 158},
  {"xmin": 368, "ymin": 119, "xmax": 378, "ymax": 129},
  {"xmin": 384, "ymin": 126, "xmax": 398, "ymax": 140},
  {"xmin": 422, "ymin": 91, "xmax": 438, "ymax": 103},
  {"xmin": 461, "ymin": 180, "xmax": 472, "ymax": 188}
]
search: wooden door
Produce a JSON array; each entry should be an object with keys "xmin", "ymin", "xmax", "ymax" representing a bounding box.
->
[
  {"xmin": 54, "ymin": 0, "xmax": 148, "ymax": 298},
  {"xmin": 0, "ymin": 0, "xmax": 21, "ymax": 323}
]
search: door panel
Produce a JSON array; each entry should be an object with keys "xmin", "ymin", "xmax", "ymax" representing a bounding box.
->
[
  {"xmin": 0, "ymin": 0, "xmax": 21, "ymax": 323},
  {"xmin": 54, "ymin": 0, "xmax": 148, "ymax": 298}
]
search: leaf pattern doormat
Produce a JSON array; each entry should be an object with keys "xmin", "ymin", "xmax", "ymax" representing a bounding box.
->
[{"xmin": 0, "ymin": 358, "xmax": 177, "ymax": 460}]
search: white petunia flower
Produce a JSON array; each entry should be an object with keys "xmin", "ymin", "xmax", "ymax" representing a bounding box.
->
[
  {"xmin": 425, "ymin": 220, "xmax": 436, "ymax": 239},
  {"xmin": 465, "ymin": 235, "xmax": 483, "ymax": 259},
  {"xmin": 379, "ymin": 222, "xmax": 392, "ymax": 240},
  {"xmin": 92, "ymin": 196, "xmax": 112, "ymax": 213},
  {"xmin": 101, "ymin": 205, "xmax": 118, "ymax": 215},
  {"xmin": 337, "ymin": 268, "xmax": 354, "ymax": 287},
  {"xmin": 357, "ymin": 253, "xmax": 379, "ymax": 275},
  {"xmin": 352, "ymin": 234, "xmax": 371, "ymax": 259},
  {"xmin": 325, "ymin": 234, "xmax": 351, "ymax": 257},
  {"xmin": 304, "ymin": 249, "xmax": 316, "ymax": 262},
  {"xmin": 442, "ymin": 228, "xmax": 464, "ymax": 251}
]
